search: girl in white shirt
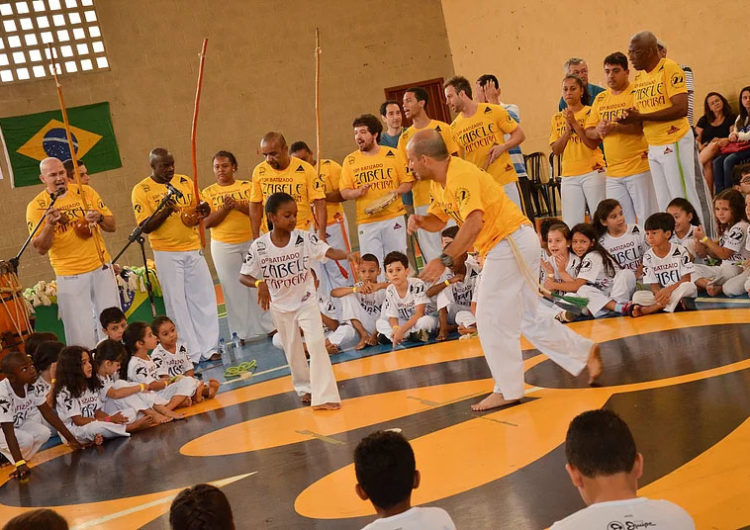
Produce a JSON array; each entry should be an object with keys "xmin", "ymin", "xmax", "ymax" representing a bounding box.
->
[
  {"xmin": 540, "ymin": 222, "xmax": 581, "ymax": 321},
  {"xmin": 593, "ymin": 199, "xmax": 646, "ymax": 279},
  {"xmin": 667, "ymin": 197, "xmax": 702, "ymax": 261}
]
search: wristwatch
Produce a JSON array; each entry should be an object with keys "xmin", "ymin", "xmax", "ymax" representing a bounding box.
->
[{"xmin": 439, "ymin": 253, "xmax": 454, "ymax": 268}]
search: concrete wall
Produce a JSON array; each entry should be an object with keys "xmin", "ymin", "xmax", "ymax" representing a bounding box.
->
[
  {"xmin": 440, "ymin": 0, "xmax": 749, "ymax": 153},
  {"xmin": 0, "ymin": 0, "xmax": 454, "ymax": 285}
]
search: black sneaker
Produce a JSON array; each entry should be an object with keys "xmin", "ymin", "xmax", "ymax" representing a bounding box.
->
[{"xmin": 378, "ymin": 333, "xmax": 391, "ymax": 345}]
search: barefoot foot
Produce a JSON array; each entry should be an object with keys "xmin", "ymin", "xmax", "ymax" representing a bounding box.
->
[
  {"xmin": 471, "ymin": 392, "xmax": 520, "ymax": 411},
  {"xmin": 587, "ymin": 343, "xmax": 603, "ymax": 385},
  {"xmin": 312, "ymin": 402, "xmax": 341, "ymax": 410},
  {"xmin": 206, "ymin": 379, "xmax": 219, "ymax": 399}
]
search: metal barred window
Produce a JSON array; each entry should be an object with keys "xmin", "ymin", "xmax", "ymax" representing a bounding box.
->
[{"xmin": 0, "ymin": 0, "xmax": 108, "ymax": 84}]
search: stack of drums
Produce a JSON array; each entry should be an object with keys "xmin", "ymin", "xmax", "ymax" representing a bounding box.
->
[{"xmin": 0, "ymin": 260, "xmax": 32, "ymax": 364}]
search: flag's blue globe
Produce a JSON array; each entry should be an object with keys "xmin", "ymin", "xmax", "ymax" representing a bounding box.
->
[{"xmin": 42, "ymin": 128, "xmax": 78, "ymax": 160}]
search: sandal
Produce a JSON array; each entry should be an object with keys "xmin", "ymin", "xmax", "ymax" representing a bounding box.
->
[{"xmin": 223, "ymin": 360, "xmax": 258, "ymax": 379}]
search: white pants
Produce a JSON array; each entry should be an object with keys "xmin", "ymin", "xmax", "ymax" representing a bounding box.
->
[
  {"xmin": 692, "ymin": 262, "xmax": 742, "ymax": 284},
  {"xmin": 476, "ymin": 225, "xmax": 594, "ymax": 399},
  {"xmin": 632, "ymin": 282, "xmax": 697, "ymax": 312},
  {"xmin": 63, "ymin": 420, "xmax": 129, "ymax": 444},
  {"xmin": 272, "ymin": 323, "xmax": 358, "ymax": 350},
  {"xmin": 606, "ymin": 171, "xmax": 659, "ymax": 225},
  {"xmin": 340, "ymin": 294, "xmax": 380, "ymax": 334},
  {"xmin": 561, "ymin": 170, "xmax": 606, "ymax": 228},
  {"xmin": 153, "ymin": 250, "xmax": 219, "ymax": 362},
  {"xmin": 57, "ymin": 265, "xmax": 120, "ymax": 349},
  {"xmin": 455, "ymin": 310, "xmax": 476, "ymax": 328},
  {"xmin": 648, "ymin": 130, "xmax": 715, "ymax": 237},
  {"xmin": 375, "ymin": 315, "xmax": 438, "ymax": 339},
  {"xmin": 577, "ymin": 269, "xmax": 637, "ymax": 317},
  {"xmin": 321, "ymin": 218, "xmax": 354, "ymax": 291},
  {"xmin": 414, "ymin": 205, "xmax": 446, "ymax": 264},
  {"xmin": 0, "ymin": 421, "xmax": 50, "ymax": 464},
  {"xmin": 101, "ymin": 380, "xmax": 156, "ymax": 416},
  {"xmin": 211, "ymin": 238, "xmax": 273, "ymax": 340},
  {"xmin": 357, "ymin": 216, "xmax": 407, "ymax": 274},
  {"xmin": 504, "ymin": 182, "xmax": 523, "ymax": 211},
  {"xmin": 271, "ymin": 301, "xmax": 340, "ymax": 406},
  {"xmin": 715, "ymin": 266, "xmax": 749, "ymax": 297}
]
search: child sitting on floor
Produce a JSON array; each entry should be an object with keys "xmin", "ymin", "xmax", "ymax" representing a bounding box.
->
[
  {"xmin": 540, "ymin": 222, "xmax": 582, "ymax": 322},
  {"xmin": 632, "ymin": 213, "xmax": 698, "ymax": 316},
  {"xmin": 122, "ymin": 322, "xmax": 195, "ymax": 411},
  {"xmin": 54, "ymin": 346, "xmax": 153, "ymax": 445},
  {"xmin": 593, "ymin": 199, "xmax": 647, "ymax": 278},
  {"xmin": 354, "ymin": 430, "xmax": 456, "ymax": 530},
  {"xmin": 376, "ymin": 251, "xmax": 437, "ymax": 346},
  {"xmin": 426, "ymin": 227, "xmax": 482, "ymax": 341},
  {"xmin": 29, "ymin": 341, "xmax": 64, "ymax": 410},
  {"xmin": 100, "ymin": 306, "xmax": 128, "ymax": 343},
  {"xmin": 331, "ymin": 254, "xmax": 389, "ymax": 350},
  {"xmin": 23, "ymin": 332, "xmax": 58, "ymax": 359},
  {"xmin": 667, "ymin": 198, "xmax": 702, "ymax": 261},
  {"xmin": 152, "ymin": 316, "xmax": 218, "ymax": 402},
  {"xmin": 0, "ymin": 351, "xmax": 81, "ymax": 480},
  {"xmin": 95, "ymin": 339, "xmax": 181, "ymax": 423}
]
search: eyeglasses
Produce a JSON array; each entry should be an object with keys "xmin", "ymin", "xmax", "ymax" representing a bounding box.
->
[{"xmin": 740, "ymin": 176, "xmax": 750, "ymax": 184}]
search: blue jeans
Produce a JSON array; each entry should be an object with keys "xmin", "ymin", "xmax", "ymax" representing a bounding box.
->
[{"xmin": 713, "ymin": 150, "xmax": 750, "ymax": 193}]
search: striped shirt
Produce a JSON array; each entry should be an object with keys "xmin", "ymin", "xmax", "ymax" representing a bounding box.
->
[{"xmin": 501, "ymin": 103, "xmax": 528, "ymax": 179}]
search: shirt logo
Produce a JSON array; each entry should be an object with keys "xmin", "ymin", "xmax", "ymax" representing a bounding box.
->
[
  {"xmin": 483, "ymin": 106, "xmax": 492, "ymax": 114},
  {"xmin": 295, "ymin": 234, "xmax": 305, "ymax": 245},
  {"xmin": 435, "ymin": 125, "xmax": 442, "ymax": 132},
  {"xmin": 667, "ymin": 125, "xmax": 680, "ymax": 135},
  {"xmin": 385, "ymin": 151, "xmax": 395, "ymax": 157},
  {"xmin": 180, "ymin": 177, "xmax": 187, "ymax": 183},
  {"xmin": 296, "ymin": 165, "xmax": 305, "ymax": 172}
]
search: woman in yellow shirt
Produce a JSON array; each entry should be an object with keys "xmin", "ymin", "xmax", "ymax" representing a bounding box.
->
[
  {"xmin": 203, "ymin": 151, "xmax": 272, "ymax": 342},
  {"xmin": 550, "ymin": 75, "xmax": 606, "ymax": 227}
]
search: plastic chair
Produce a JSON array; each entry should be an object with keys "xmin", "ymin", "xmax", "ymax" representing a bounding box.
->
[
  {"xmin": 547, "ymin": 153, "xmax": 562, "ymax": 216},
  {"xmin": 523, "ymin": 152, "xmax": 552, "ymax": 217}
]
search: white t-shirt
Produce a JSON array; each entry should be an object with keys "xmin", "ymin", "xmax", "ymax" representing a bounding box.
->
[
  {"xmin": 382, "ymin": 277, "xmax": 431, "ymax": 322},
  {"xmin": 718, "ymin": 220, "xmax": 750, "ymax": 262},
  {"xmin": 29, "ymin": 376, "xmax": 52, "ymax": 405},
  {"xmin": 546, "ymin": 253, "xmax": 581, "ymax": 296},
  {"xmin": 670, "ymin": 225, "xmax": 699, "ymax": 261},
  {"xmin": 241, "ymin": 229, "xmax": 330, "ymax": 312},
  {"xmin": 352, "ymin": 284, "xmax": 387, "ymax": 320},
  {"xmin": 361, "ymin": 506, "xmax": 456, "ymax": 530},
  {"xmin": 643, "ymin": 243, "xmax": 695, "ymax": 287},
  {"xmin": 318, "ymin": 293, "xmax": 339, "ymax": 332},
  {"xmin": 437, "ymin": 257, "xmax": 482, "ymax": 310},
  {"xmin": 600, "ymin": 225, "xmax": 646, "ymax": 272},
  {"xmin": 127, "ymin": 355, "xmax": 160, "ymax": 384},
  {"xmin": 577, "ymin": 251, "xmax": 615, "ymax": 294},
  {"xmin": 550, "ymin": 497, "xmax": 695, "ymax": 530},
  {"xmin": 0, "ymin": 378, "xmax": 45, "ymax": 428},
  {"xmin": 55, "ymin": 386, "xmax": 101, "ymax": 427},
  {"xmin": 151, "ymin": 342, "xmax": 194, "ymax": 378}
]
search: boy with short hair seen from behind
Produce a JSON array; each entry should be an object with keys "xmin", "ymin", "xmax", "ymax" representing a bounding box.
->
[{"xmin": 354, "ymin": 430, "xmax": 455, "ymax": 530}]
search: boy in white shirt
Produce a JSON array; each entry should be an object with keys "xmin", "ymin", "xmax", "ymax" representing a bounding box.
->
[
  {"xmin": 332, "ymin": 254, "xmax": 389, "ymax": 350},
  {"xmin": 632, "ymin": 213, "xmax": 697, "ymax": 316},
  {"xmin": 240, "ymin": 192, "xmax": 352, "ymax": 410},
  {"xmin": 551, "ymin": 409, "xmax": 694, "ymax": 529},
  {"xmin": 375, "ymin": 252, "xmax": 437, "ymax": 345},
  {"xmin": 355, "ymin": 430, "xmax": 456, "ymax": 530}
]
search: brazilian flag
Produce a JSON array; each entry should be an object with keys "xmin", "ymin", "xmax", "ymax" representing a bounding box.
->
[{"xmin": 0, "ymin": 101, "xmax": 121, "ymax": 188}]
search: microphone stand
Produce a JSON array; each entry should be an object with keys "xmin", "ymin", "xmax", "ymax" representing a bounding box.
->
[
  {"xmin": 112, "ymin": 191, "xmax": 177, "ymax": 318},
  {"xmin": 9, "ymin": 192, "xmax": 61, "ymax": 273}
]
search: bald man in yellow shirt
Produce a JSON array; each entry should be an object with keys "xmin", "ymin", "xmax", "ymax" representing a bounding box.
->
[
  {"xmin": 27, "ymin": 157, "xmax": 120, "ymax": 348},
  {"xmin": 619, "ymin": 31, "xmax": 714, "ymax": 235},
  {"xmin": 131, "ymin": 148, "xmax": 220, "ymax": 363},
  {"xmin": 406, "ymin": 130, "xmax": 601, "ymax": 412}
]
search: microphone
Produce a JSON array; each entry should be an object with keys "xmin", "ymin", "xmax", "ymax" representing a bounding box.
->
[
  {"xmin": 50, "ymin": 187, "xmax": 66, "ymax": 200},
  {"xmin": 165, "ymin": 183, "xmax": 184, "ymax": 199}
]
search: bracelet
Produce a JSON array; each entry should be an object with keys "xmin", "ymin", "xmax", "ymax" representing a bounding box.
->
[
  {"xmin": 352, "ymin": 286, "xmax": 357, "ymax": 293},
  {"xmin": 444, "ymin": 279, "xmax": 451, "ymax": 287},
  {"xmin": 51, "ymin": 378, "xmax": 56, "ymax": 384},
  {"xmin": 547, "ymin": 273, "xmax": 554, "ymax": 279},
  {"xmin": 163, "ymin": 380, "xmax": 169, "ymax": 388},
  {"xmin": 140, "ymin": 383, "xmax": 146, "ymax": 392},
  {"xmin": 14, "ymin": 460, "xmax": 26, "ymax": 468},
  {"xmin": 700, "ymin": 236, "xmax": 709, "ymax": 243},
  {"xmin": 392, "ymin": 325, "xmax": 400, "ymax": 331},
  {"xmin": 104, "ymin": 416, "xmax": 111, "ymax": 422},
  {"xmin": 254, "ymin": 279, "xmax": 263, "ymax": 288}
]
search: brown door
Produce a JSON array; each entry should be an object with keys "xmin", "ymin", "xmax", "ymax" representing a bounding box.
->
[{"xmin": 384, "ymin": 77, "xmax": 451, "ymax": 127}]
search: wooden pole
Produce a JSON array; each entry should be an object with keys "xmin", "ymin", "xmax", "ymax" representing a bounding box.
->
[{"xmin": 191, "ymin": 39, "xmax": 208, "ymax": 248}]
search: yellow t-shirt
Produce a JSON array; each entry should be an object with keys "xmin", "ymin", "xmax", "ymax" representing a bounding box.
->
[
  {"xmin": 319, "ymin": 159, "xmax": 345, "ymax": 225},
  {"xmin": 131, "ymin": 174, "xmax": 200, "ymax": 252},
  {"xmin": 398, "ymin": 119, "xmax": 459, "ymax": 207},
  {"xmin": 549, "ymin": 106, "xmax": 606, "ymax": 177},
  {"xmin": 450, "ymin": 103, "xmax": 519, "ymax": 187},
  {"xmin": 586, "ymin": 86, "xmax": 650, "ymax": 177},
  {"xmin": 339, "ymin": 146, "xmax": 413, "ymax": 224},
  {"xmin": 250, "ymin": 156, "xmax": 325, "ymax": 231},
  {"xmin": 631, "ymin": 58, "xmax": 690, "ymax": 146},
  {"xmin": 26, "ymin": 184, "xmax": 112, "ymax": 276},
  {"xmin": 427, "ymin": 157, "xmax": 529, "ymax": 258},
  {"xmin": 201, "ymin": 180, "xmax": 253, "ymax": 244}
]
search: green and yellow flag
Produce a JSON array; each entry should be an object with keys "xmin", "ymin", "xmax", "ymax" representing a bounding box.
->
[{"xmin": 0, "ymin": 101, "xmax": 121, "ymax": 188}]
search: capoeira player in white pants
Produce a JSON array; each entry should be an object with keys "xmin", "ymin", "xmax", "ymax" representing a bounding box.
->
[
  {"xmin": 619, "ymin": 31, "xmax": 715, "ymax": 236},
  {"xmin": 131, "ymin": 148, "xmax": 220, "ymax": 362},
  {"xmin": 407, "ymin": 130, "xmax": 602, "ymax": 411}
]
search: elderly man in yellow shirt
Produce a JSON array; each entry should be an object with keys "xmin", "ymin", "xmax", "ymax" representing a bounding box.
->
[
  {"xmin": 585, "ymin": 51, "xmax": 658, "ymax": 225},
  {"xmin": 619, "ymin": 31, "xmax": 714, "ymax": 236},
  {"xmin": 406, "ymin": 130, "xmax": 601, "ymax": 412},
  {"xmin": 26, "ymin": 157, "xmax": 120, "ymax": 348},
  {"xmin": 131, "ymin": 148, "xmax": 220, "ymax": 363}
]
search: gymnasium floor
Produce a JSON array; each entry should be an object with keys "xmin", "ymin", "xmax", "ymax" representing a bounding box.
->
[{"xmin": 1, "ymin": 307, "xmax": 749, "ymax": 529}]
